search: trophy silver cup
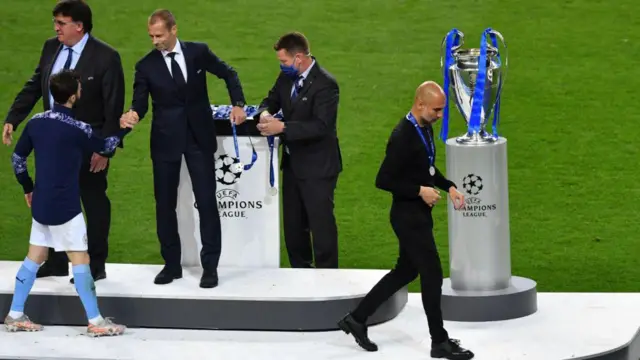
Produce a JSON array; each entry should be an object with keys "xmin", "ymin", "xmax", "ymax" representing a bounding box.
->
[
  {"xmin": 440, "ymin": 28, "xmax": 507, "ymax": 144},
  {"xmin": 439, "ymin": 28, "xmax": 538, "ymax": 323}
]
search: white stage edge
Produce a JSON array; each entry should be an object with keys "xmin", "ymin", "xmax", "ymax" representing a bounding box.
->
[{"xmin": 0, "ymin": 292, "xmax": 638, "ymax": 360}]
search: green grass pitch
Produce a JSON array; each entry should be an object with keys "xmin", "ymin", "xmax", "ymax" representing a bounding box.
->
[{"xmin": 0, "ymin": 0, "xmax": 638, "ymax": 293}]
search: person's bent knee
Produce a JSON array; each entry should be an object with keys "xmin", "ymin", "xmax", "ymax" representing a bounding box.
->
[
  {"xmin": 66, "ymin": 251, "xmax": 90, "ymax": 265},
  {"xmin": 26, "ymin": 245, "xmax": 49, "ymax": 265}
]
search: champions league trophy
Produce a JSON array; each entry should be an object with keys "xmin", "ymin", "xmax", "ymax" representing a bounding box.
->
[{"xmin": 438, "ymin": 28, "xmax": 538, "ymax": 321}]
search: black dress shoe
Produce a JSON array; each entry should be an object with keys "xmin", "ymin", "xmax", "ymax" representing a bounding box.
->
[
  {"xmin": 36, "ymin": 262, "xmax": 68, "ymax": 278},
  {"xmin": 199, "ymin": 270, "xmax": 218, "ymax": 288},
  {"xmin": 337, "ymin": 313, "xmax": 378, "ymax": 352},
  {"xmin": 430, "ymin": 338, "xmax": 474, "ymax": 360},
  {"xmin": 69, "ymin": 270, "xmax": 106, "ymax": 284},
  {"xmin": 154, "ymin": 266, "xmax": 182, "ymax": 285}
]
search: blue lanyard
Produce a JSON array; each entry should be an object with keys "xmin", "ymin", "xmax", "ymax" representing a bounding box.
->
[
  {"xmin": 406, "ymin": 112, "xmax": 435, "ymax": 167},
  {"xmin": 231, "ymin": 121, "xmax": 257, "ymax": 170}
]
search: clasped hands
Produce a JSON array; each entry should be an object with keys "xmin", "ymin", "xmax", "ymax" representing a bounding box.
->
[
  {"xmin": 419, "ymin": 186, "xmax": 465, "ymax": 210},
  {"xmin": 256, "ymin": 111, "xmax": 284, "ymax": 136}
]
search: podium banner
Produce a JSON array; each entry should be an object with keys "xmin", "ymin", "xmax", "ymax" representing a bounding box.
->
[{"xmin": 176, "ymin": 105, "xmax": 280, "ymax": 268}]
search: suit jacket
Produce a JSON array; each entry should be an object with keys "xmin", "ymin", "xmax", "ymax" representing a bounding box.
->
[
  {"xmin": 256, "ymin": 59, "xmax": 342, "ymax": 179},
  {"xmin": 130, "ymin": 41, "xmax": 245, "ymax": 162},
  {"xmin": 4, "ymin": 35, "xmax": 125, "ymax": 146}
]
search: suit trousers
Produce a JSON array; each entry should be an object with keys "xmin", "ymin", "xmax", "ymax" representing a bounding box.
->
[
  {"xmin": 46, "ymin": 154, "xmax": 111, "ymax": 272},
  {"xmin": 282, "ymin": 158, "xmax": 339, "ymax": 268},
  {"xmin": 350, "ymin": 201, "xmax": 449, "ymax": 343},
  {"xmin": 152, "ymin": 129, "xmax": 221, "ymax": 272}
]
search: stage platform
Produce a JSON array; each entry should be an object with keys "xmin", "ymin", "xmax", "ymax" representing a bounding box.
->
[
  {"xmin": 0, "ymin": 292, "xmax": 638, "ymax": 360},
  {"xmin": 0, "ymin": 261, "xmax": 407, "ymax": 331}
]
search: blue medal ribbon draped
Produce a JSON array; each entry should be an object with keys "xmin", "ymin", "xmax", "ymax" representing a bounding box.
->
[
  {"xmin": 406, "ymin": 112, "xmax": 435, "ymax": 173},
  {"xmin": 231, "ymin": 120, "xmax": 258, "ymax": 171},
  {"xmin": 469, "ymin": 28, "xmax": 502, "ymax": 139},
  {"xmin": 266, "ymin": 112, "xmax": 284, "ymax": 191},
  {"xmin": 440, "ymin": 28, "xmax": 462, "ymax": 143}
]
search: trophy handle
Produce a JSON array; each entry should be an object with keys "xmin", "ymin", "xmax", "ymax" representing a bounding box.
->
[
  {"xmin": 440, "ymin": 29, "xmax": 464, "ymax": 68},
  {"xmin": 488, "ymin": 29, "xmax": 508, "ymax": 82}
]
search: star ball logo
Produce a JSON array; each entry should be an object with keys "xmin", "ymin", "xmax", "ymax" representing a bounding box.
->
[
  {"xmin": 191, "ymin": 153, "xmax": 264, "ymax": 219},
  {"xmin": 460, "ymin": 174, "xmax": 497, "ymax": 218}
]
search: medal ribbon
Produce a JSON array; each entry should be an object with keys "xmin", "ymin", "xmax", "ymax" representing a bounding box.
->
[
  {"xmin": 231, "ymin": 120, "xmax": 258, "ymax": 170},
  {"xmin": 406, "ymin": 112, "xmax": 435, "ymax": 168}
]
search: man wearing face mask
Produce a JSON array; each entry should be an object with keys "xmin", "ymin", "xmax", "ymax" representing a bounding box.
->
[
  {"xmin": 256, "ymin": 32, "xmax": 342, "ymax": 269},
  {"xmin": 337, "ymin": 82, "xmax": 474, "ymax": 360}
]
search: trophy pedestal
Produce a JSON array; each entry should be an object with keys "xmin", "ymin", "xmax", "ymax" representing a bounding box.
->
[{"xmin": 442, "ymin": 136, "xmax": 537, "ymax": 321}]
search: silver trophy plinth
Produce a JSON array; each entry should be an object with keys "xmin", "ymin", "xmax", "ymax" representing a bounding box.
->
[{"xmin": 439, "ymin": 28, "xmax": 537, "ymax": 322}]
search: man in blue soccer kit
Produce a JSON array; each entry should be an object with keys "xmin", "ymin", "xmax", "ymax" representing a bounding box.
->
[{"xmin": 4, "ymin": 70, "xmax": 128, "ymax": 337}]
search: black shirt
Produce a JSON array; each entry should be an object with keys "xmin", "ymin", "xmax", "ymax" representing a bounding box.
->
[{"xmin": 375, "ymin": 114, "xmax": 456, "ymax": 201}]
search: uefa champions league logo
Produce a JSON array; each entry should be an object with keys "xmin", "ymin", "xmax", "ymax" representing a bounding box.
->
[
  {"xmin": 215, "ymin": 154, "xmax": 244, "ymax": 185},
  {"xmin": 460, "ymin": 173, "xmax": 496, "ymax": 218}
]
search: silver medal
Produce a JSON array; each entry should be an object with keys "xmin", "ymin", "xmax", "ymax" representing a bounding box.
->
[
  {"xmin": 429, "ymin": 166, "xmax": 435, "ymax": 176},
  {"xmin": 268, "ymin": 187, "xmax": 278, "ymax": 196}
]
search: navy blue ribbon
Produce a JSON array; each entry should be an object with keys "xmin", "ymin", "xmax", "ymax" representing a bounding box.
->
[
  {"xmin": 266, "ymin": 112, "xmax": 284, "ymax": 189},
  {"xmin": 231, "ymin": 120, "xmax": 257, "ymax": 171},
  {"xmin": 406, "ymin": 112, "xmax": 435, "ymax": 167},
  {"xmin": 440, "ymin": 29, "xmax": 462, "ymax": 143},
  {"xmin": 470, "ymin": 28, "xmax": 502, "ymax": 138}
]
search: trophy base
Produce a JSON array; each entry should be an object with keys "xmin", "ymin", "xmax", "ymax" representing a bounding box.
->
[
  {"xmin": 441, "ymin": 276, "xmax": 538, "ymax": 322},
  {"xmin": 455, "ymin": 130, "xmax": 498, "ymax": 145}
]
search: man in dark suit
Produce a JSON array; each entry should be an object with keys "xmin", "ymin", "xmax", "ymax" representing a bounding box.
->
[
  {"xmin": 2, "ymin": 0, "xmax": 124, "ymax": 284},
  {"xmin": 120, "ymin": 9, "xmax": 247, "ymax": 288},
  {"xmin": 256, "ymin": 32, "xmax": 342, "ymax": 269}
]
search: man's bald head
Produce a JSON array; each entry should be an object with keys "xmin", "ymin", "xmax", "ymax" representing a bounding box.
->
[{"xmin": 411, "ymin": 81, "xmax": 446, "ymax": 125}]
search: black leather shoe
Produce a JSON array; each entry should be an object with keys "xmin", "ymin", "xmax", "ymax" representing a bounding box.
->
[
  {"xmin": 199, "ymin": 270, "xmax": 218, "ymax": 288},
  {"xmin": 337, "ymin": 313, "xmax": 378, "ymax": 352},
  {"xmin": 154, "ymin": 266, "xmax": 182, "ymax": 285},
  {"xmin": 70, "ymin": 270, "xmax": 106, "ymax": 284},
  {"xmin": 36, "ymin": 262, "xmax": 68, "ymax": 278},
  {"xmin": 430, "ymin": 338, "xmax": 474, "ymax": 359}
]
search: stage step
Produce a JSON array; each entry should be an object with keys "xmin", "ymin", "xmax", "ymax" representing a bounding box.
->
[{"xmin": 0, "ymin": 261, "xmax": 407, "ymax": 331}]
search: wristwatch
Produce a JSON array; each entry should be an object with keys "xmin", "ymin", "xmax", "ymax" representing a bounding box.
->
[{"xmin": 233, "ymin": 101, "xmax": 245, "ymax": 107}]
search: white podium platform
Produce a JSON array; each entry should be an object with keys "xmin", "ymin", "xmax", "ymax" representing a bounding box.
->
[
  {"xmin": 0, "ymin": 261, "xmax": 407, "ymax": 331},
  {"xmin": 0, "ymin": 291, "xmax": 638, "ymax": 360},
  {"xmin": 177, "ymin": 105, "xmax": 281, "ymax": 268}
]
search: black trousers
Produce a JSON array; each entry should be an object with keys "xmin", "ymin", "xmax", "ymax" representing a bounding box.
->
[
  {"xmin": 152, "ymin": 133, "xmax": 221, "ymax": 272},
  {"xmin": 282, "ymin": 161, "xmax": 339, "ymax": 268},
  {"xmin": 351, "ymin": 201, "xmax": 449, "ymax": 343},
  {"xmin": 46, "ymin": 154, "xmax": 111, "ymax": 272}
]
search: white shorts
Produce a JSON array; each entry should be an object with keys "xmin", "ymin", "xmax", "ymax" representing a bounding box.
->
[{"xmin": 29, "ymin": 213, "xmax": 88, "ymax": 252}]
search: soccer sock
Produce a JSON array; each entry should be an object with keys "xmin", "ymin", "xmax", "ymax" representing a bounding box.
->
[
  {"xmin": 72, "ymin": 264, "xmax": 103, "ymax": 324},
  {"xmin": 9, "ymin": 257, "xmax": 41, "ymax": 318}
]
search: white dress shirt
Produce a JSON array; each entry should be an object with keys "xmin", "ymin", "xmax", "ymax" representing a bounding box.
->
[{"xmin": 161, "ymin": 39, "xmax": 188, "ymax": 83}]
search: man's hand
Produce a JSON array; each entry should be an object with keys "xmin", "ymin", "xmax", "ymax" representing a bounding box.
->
[
  {"xmin": 90, "ymin": 153, "xmax": 108, "ymax": 173},
  {"xmin": 120, "ymin": 110, "xmax": 139, "ymax": 129},
  {"xmin": 449, "ymin": 186, "xmax": 465, "ymax": 210},
  {"xmin": 2, "ymin": 123, "xmax": 14, "ymax": 145},
  {"xmin": 419, "ymin": 186, "xmax": 441, "ymax": 207},
  {"xmin": 230, "ymin": 106, "xmax": 247, "ymax": 125},
  {"xmin": 257, "ymin": 114, "xmax": 284, "ymax": 136},
  {"xmin": 25, "ymin": 193, "xmax": 32, "ymax": 208}
]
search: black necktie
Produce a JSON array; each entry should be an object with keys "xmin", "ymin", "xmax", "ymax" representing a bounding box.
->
[
  {"xmin": 167, "ymin": 52, "xmax": 186, "ymax": 88},
  {"xmin": 63, "ymin": 48, "xmax": 73, "ymax": 69}
]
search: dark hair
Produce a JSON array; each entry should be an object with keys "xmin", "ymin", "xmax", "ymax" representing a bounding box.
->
[
  {"xmin": 50, "ymin": 70, "xmax": 81, "ymax": 105},
  {"xmin": 52, "ymin": 0, "xmax": 93, "ymax": 33},
  {"xmin": 149, "ymin": 9, "xmax": 177, "ymax": 30},
  {"xmin": 273, "ymin": 32, "xmax": 310, "ymax": 56}
]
